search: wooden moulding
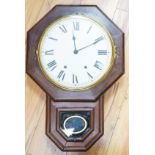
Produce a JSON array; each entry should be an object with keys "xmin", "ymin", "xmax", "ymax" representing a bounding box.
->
[
  {"xmin": 46, "ymin": 95, "xmax": 104, "ymax": 151},
  {"xmin": 26, "ymin": 5, "xmax": 124, "ymax": 101}
]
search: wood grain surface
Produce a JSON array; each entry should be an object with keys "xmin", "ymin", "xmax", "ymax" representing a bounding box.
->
[{"xmin": 25, "ymin": 0, "xmax": 128, "ymax": 154}]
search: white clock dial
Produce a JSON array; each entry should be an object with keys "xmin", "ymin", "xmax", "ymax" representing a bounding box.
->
[{"xmin": 38, "ymin": 15, "xmax": 115, "ymax": 90}]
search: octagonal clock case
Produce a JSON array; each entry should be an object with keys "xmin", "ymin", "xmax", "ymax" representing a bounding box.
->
[{"xmin": 26, "ymin": 5, "xmax": 124, "ymax": 151}]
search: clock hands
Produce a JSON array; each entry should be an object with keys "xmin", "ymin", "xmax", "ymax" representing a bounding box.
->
[
  {"xmin": 75, "ymin": 42, "xmax": 95, "ymax": 54},
  {"xmin": 74, "ymin": 36, "xmax": 104, "ymax": 54},
  {"xmin": 72, "ymin": 33, "xmax": 78, "ymax": 54}
]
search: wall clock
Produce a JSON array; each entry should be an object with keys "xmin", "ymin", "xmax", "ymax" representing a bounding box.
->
[{"xmin": 26, "ymin": 5, "xmax": 124, "ymax": 151}]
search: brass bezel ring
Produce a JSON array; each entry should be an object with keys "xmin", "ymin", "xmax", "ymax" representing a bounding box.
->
[{"xmin": 37, "ymin": 14, "xmax": 116, "ymax": 91}]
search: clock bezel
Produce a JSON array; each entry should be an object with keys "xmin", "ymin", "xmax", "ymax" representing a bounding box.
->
[{"xmin": 37, "ymin": 14, "xmax": 116, "ymax": 91}]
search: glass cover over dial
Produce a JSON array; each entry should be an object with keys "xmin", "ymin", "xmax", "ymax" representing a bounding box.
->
[{"xmin": 38, "ymin": 15, "xmax": 115, "ymax": 90}]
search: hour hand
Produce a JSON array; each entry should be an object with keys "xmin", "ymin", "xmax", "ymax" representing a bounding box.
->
[
  {"xmin": 72, "ymin": 34, "xmax": 76, "ymax": 41},
  {"xmin": 72, "ymin": 34, "xmax": 78, "ymax": 53}
]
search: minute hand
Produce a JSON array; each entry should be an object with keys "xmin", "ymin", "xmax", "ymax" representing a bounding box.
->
[
  {"xmin": 76, "ymin": 36, "xmax": 104, "ymax": 53},
  {"xmin": 77, "ymin": 42, "xmax": 95, "ymax": 52}
]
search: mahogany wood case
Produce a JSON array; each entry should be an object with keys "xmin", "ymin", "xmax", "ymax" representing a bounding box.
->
[{"xmin": 26, "ymin": 5, "xmax": 124, "ymax": 151}]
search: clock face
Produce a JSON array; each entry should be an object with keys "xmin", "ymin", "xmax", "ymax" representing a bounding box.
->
[{"xmin": 38, "ymin": 15, "xmax": 115, "ymax": 90}]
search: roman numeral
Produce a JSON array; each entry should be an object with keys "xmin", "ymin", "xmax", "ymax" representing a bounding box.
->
[
  {"xmin": 73, "ymin": 22, "xmax": 79, "ymax": 31},
  {"xmin": 87, "ymin": 72, "xmax": 93, "ymax": 79},
  {"xmin": 73, "ymin": 74, "xmax": 78, "ymax": 84},
  {"xmin": 59, "ymin": 25, "xmax": 67, "ymax": 33},
  {"xmin": 94, "ymin": 36, "xmax": 104, "ymax": 44},
  {"xmin": 45, "ymin": 50, "xmax": 54, "ymax": 55},
  {"xmin": 98, "ymin": 50, "xmax": 107, "ymax": 55},
  {"xmin": 48, "ymin": 37, "xmax": 58, "ymax": 41},
  {"xmin": 87, "ymin": 25, "xmax": 92, "ymax": 34},
  {"xmin": 94, "ymin": 60, "xmax": 103, "ymax": 70},
  {"xmin": 47, "ymin": 60, "xmax": 57, "ymax": 71},
  {"xmin": 57, "ymin": 70, "xmax": 65, "ymax": 80}
]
